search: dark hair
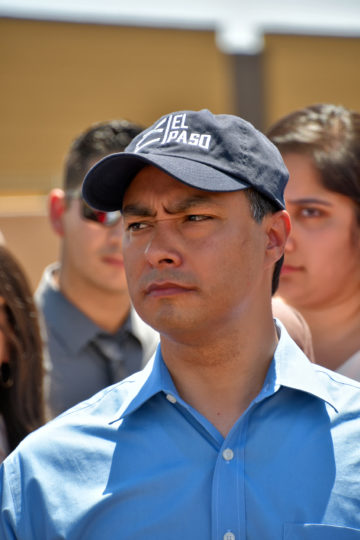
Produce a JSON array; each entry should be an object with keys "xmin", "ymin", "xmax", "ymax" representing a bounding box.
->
[
  {"xmin": 64, "ymin": 119, "xmax": 145, "ymax": 192},
  {"xmin": 244, "ymin": 188, "xmax": 284, "ymax": 295},
  {"xmin": 0, "ymin": 246, "xmax": 45, "ymax": 452},
  {"xmin": 267, "ymin": 103, "xmax": 360, "ymax": 225}
]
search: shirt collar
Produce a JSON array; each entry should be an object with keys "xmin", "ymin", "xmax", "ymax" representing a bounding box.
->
[
  {"xmin": 110, "ymin": 319, "xmax": 338, "ymax": 424},
  {"xmin": 265, "ymin": 319, "xmax": 338, "ymax": 412},
  {"xmin": 109, "ymin": 346, "xmax": 177, "ymax": 423}
]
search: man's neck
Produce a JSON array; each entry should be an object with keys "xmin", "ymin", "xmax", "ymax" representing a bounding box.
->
[
  {"xmin": 54, "ymin": 266, "xmax": 131, "ymax": 334},
  {"xmin": 160, "ymin": 311, "xmax": 278, "ymax": 438}
]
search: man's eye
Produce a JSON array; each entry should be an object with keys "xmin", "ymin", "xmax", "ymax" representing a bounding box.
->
[
  {"xmin": 126, "ymin": 222, "xmax": 149, "ymax": 231},
  {"xmin": 186, "ymin": 214, "xmax": 211, "ymax": 222}
]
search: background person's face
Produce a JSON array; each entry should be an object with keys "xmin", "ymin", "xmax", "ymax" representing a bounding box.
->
[
  {"xmin": 121, "ymin": 167, "xmax": 280, "ymax": 341},
  {"xmin": 61, "ymin": 198, "xmax": 128, "ymax": 295},
  {"xmin": 279, "ymin": 153, "xmax": 360, "ymax": 310}
]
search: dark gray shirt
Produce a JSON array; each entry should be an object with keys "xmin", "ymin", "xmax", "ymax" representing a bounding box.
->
[{"xmin": 35, "ymin": 263, "xmax": 159, "ymax": 417}]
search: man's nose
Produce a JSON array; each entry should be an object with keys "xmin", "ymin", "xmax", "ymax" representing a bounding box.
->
[{"xmin": 144, "ymin": 222, "xmax": 183, "ymax": 268}]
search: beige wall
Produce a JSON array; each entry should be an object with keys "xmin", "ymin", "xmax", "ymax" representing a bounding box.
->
[
  {"xmin": 0, "ymin": 215, "xmax": 59, "ymax": 292},
  {"xmin": 0, "ymin": 196, "xmax": 59, "ymax": 291},
  {"xmin": 263, "ymin": 34, "xmax": 360, "ymax": 128},
  {"xmin": 0, "ymin": 18, "xmax": 233, "ymax": 193}
]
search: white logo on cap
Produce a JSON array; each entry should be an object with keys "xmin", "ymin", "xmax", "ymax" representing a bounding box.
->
[{"xmin": 134, "ymin": 113, "xmax": 211, "ymax": 153}]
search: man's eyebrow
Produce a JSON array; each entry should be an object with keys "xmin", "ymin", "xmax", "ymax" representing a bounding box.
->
[
  {"xmin": 122, "ymin": 195, "xmax": 220, "ymax": 217},
  {"xmin": 286, "ymin": 197, "xmax": 333, "ymax": 206},
  {"xmin": 122, "ymin": 204, "xmax": 156, "ymax": 218}
]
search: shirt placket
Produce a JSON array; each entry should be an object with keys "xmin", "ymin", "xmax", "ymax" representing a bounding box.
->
[{"xmin": 211, "ymin": 414, "xmax": 249, "ymax": 540}]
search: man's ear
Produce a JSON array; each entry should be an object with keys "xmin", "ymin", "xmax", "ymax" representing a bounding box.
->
[
  {"xmin": 265, "ymin": 210, "xmax": 291, "ymax": 266},
  {"xmin": 48, "ymin": 189, "xmax": 67, "ymax": 237}
]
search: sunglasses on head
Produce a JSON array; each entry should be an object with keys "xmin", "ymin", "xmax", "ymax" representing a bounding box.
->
[{"xmin": 67, "ymin": 190, "xmax": 122, "ymax": 227}]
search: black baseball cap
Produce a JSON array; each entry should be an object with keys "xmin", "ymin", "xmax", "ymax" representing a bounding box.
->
[{"xmin": 82, "ymin": 109, "xmax": 288, "ymax": 211}]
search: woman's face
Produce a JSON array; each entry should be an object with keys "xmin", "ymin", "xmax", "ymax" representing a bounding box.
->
[{"xmin": 279, "ymin": 153, "xmax": 360, "ymax": 310}]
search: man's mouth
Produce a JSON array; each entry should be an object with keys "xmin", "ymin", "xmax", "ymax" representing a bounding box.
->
[{"xmin": 145, "ymin": 282, "xmax": 195, "ymax": 297}]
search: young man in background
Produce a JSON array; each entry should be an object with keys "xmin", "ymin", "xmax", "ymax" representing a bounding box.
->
[{"xmin": 36, "ymin": 120, "xmax": 158, "ymax": 416}]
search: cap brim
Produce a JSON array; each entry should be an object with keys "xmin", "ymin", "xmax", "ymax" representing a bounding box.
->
[{"xmin": 82, "ymin": 152, "xmax": 250, "ymax": 211}]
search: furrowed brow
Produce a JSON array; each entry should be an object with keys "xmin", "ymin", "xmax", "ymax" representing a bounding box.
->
[
  {"xmin": 123, "ymin": 195, "xmax": 220, "ymax": 218},
  {"xmin": 122, "ymin": 204, "xmax": 156, "ymax": 218},
  {"xmin": 165, "ymin": 195, "xmax": 219, "ymax": 214}
]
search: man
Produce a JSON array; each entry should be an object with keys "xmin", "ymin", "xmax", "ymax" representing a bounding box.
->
[
  {"xmin": 35, "ymin": 120, "xmax": 159, "ymax": 417},
  {"xmin": 2, "ymin": 110, "xmax": 360, "ymax": 538}
]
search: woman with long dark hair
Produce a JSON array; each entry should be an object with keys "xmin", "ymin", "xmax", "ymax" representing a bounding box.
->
[
  {"xmin": 0, "ymin": 245, "xmax": 45, "ymax": 460},
  {"xmin": 267, "ymin": 104, "xmax": 360, "ymax": 378}
]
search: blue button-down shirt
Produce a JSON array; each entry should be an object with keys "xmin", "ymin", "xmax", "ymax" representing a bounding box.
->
[{"xmin": 1, "ymin": 321, "xmax": 360, "ymax": 539}]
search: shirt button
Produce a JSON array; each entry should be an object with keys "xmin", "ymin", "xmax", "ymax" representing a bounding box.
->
[
  {"xmin": 222, "ymin": 448, "xmax": 234, "ymax": 461},
  {"xmin": 166, "ymin": 393, "xmax": 177, "ymax": 404},
  {"xmin": 223, "ymin": 532, "xmax": 235, "ymax": 540}
]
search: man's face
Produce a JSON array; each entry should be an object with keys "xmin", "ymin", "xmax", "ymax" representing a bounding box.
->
[
  {"xmin": 61, "ymin": 196, "xmax": 128, "ymax": 295},
  {"xmin": 122, "ymin": 166, "xmax": 284, "ymax": 341}
]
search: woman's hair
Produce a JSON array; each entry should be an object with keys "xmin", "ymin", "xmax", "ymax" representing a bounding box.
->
[
  {"xmin": 0, "ymin": 246, "xmax": 45, "ymax": 451},
  {"xmin": 267, "ymin": 103, "xmax": 360, "ymax": 224}
]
